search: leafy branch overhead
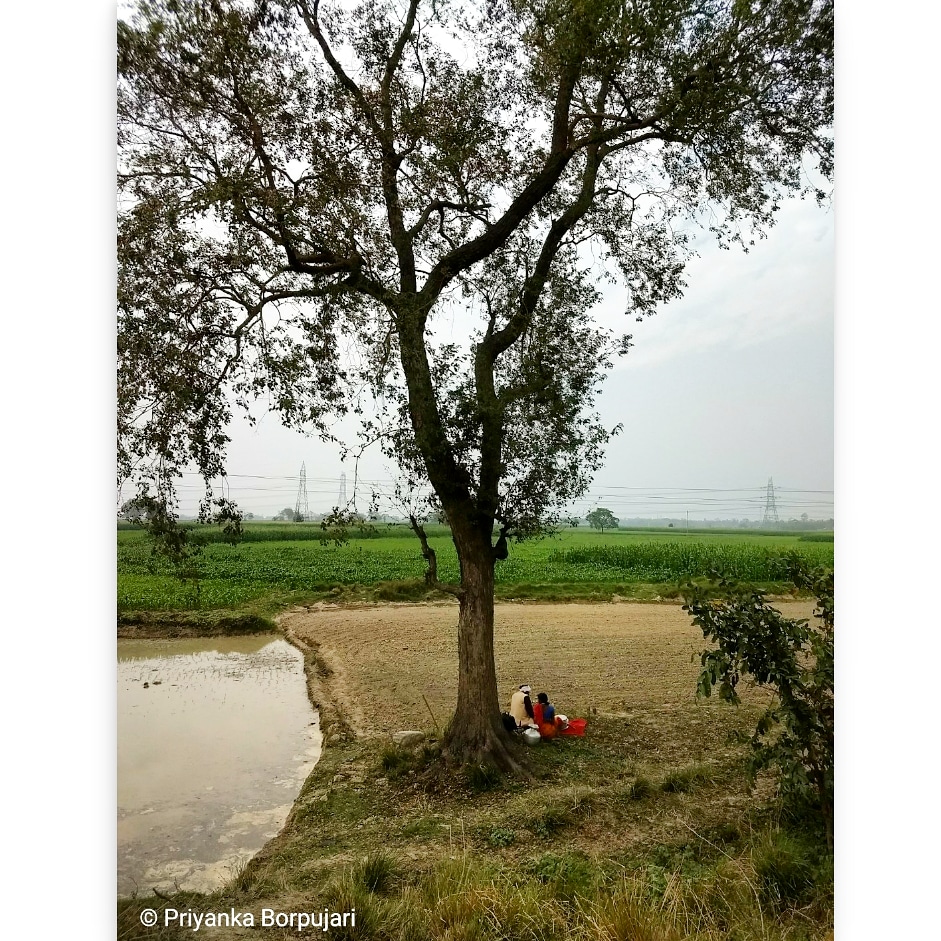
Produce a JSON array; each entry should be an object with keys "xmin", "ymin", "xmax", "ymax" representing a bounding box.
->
[{"xmin": 119, "ymin": 0, "xmax": 832, "ymax": 541}]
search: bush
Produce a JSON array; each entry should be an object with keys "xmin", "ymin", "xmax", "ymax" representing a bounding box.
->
[{"xmin": 683, "ymin": 561, "xmax": 834, "ymax": 845}]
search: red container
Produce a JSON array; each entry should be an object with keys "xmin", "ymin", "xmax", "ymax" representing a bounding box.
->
[{"xmin": 559, "ymin": 718, "xmax": 587, "ymax": 737}]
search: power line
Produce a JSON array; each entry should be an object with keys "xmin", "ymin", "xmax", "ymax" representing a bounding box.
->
[
  {"xmin": 159, "ymin": 470, "xmax": 832, "ymax": 520},
  {"xmin": 172, "ymin": 470, "xmax": 833, "ymax": 494}
]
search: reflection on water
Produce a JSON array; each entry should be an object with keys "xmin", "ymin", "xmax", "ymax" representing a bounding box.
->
[{"xmin": 118, "ymin": 635, "xmax": 321, "ymax": 896}]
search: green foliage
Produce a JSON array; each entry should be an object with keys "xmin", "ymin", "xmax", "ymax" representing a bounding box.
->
[
  {"xmin": 556, "ymin": 541, "xmax": 831, "ymax": 582},
  {"xmin": 586, "ymin": 507, "xmax": 619, "ymax": 532},
  {"xmin": 117, "ymin": 527, "xmax": 834, "ymax": 612},
  {"xmin": 117, "ymin": 522, "xmax": 833, "ymax": 611},
  {"xmin": 488, "ymin": 826, "xmax": 516, "ymax": 848},
  {"xmin": 683, "ymin": 563, "xmax": 834, "ymax": 843},
  {"xmin": 118, "ymin": 490, "xmax": 245, "ymax": 599},
  {"xmin": 527, "ymin": 851, "xmax": 599, "ymax": 900}
]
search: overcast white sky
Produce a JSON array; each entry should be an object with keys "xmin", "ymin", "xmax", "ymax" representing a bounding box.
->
[{"xmin": 168, "ymin": 190, "xmax": 833, "ymax": 522}]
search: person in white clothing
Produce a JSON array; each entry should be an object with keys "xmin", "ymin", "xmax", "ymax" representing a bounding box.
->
[{"xmin": 508, "ymin": 684, "xmax": 536, "ymax": 728}]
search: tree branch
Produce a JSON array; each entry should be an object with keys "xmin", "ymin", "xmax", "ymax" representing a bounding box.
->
[
  {"xmin": 416, "ymin": 60, "xmax": 582, "ymax": 312},
  {"xmin": 409, "ymin": 514, "xmax": 463, "ymax": 597},
  {"xmin": 294, "ymin": 0, "xmax": 382, "ymax": 136}
]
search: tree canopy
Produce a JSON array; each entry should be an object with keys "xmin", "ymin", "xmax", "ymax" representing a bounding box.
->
[
  {"xmin": 118, "ymin": 0, "xmax": 832, "ymax": 767},
  {"xmin": 586, "ymin": 506, "xmax": 619, "ymax": 532}
]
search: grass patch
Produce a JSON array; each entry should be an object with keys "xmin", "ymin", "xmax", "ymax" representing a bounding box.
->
[
  {"xmin": 752, "ymin": 829, "xmax": 832, "ymax": 912},
  {"xmin": 378, "ymin": 740, "xmax": 443, "ymax": 781},
  {"xmin": 116, "ymin": 609, "xmax": 275, "ymax": 636},
  {"xmin": 532, "ymin": 802, "xmax": 575, "ymax": 839},
  {"xmin": 488, "ymin": 826, "xmax": 516, "ymax": 848},
  {"xmin": 628, "ymin": 776, "xmax": 655, "ymax": 800},
  {"xmin": 527, "ymin": 850, "xmax": 600, "ymax": 900},
  {"xmin": 660, "ymin": 764, "xmax": 715, "ymax": 794},
  {"xmin": 350, "ymin": 849, "xmax": 399, "ymax": 895},
  {"xmin": 464, "ymin": 762, "xmax": 503, "ymax": 793},
  {"xmin": 127, "ymin": 720, "xmax": 832, "ymax": 939},
  {"xmin": 374, "ymin": 579, "xmax": 439, "ymax": 601}
]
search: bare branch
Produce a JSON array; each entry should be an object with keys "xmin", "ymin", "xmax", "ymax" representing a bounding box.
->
[{"xmin": 408, "ymin": 514, "xmax": 463, "ymax": 597}]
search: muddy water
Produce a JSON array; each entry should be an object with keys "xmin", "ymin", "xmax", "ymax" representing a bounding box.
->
[{"xmin": 117, "ymin": 635, "xmax": 321, "ymax": 897}]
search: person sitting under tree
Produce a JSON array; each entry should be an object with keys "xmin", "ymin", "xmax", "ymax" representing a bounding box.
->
[
  {"xmin": 508, "ymin": 684, "xmax": 536, "ymax": 728},
  {"xmin": 535, "ymin": 692, "xmax": 568, "ymax": 739}
]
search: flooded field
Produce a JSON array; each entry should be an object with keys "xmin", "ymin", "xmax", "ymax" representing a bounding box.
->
[{"xmin": 117, "ymin": 635, "xmax": 321, "ymax": 897}]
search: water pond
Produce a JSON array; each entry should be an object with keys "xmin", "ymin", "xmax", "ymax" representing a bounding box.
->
[{"xmin": 117, "ymin": 634, "xmax": 321, "ymax": 896}]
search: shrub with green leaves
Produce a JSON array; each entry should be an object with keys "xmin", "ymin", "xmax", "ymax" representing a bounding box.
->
[
  {"xmin": 488, "ymin": 827, "xmax": 516, "ymax": 848},
  {"xmin": 683, "ymin": 563, "xmax": 834, "ymax": 845}
]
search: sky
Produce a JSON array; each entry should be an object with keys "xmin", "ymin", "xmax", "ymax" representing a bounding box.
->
[{"xmin": 163, "ymin": 190, "xmax": 834, "ymax": 522}]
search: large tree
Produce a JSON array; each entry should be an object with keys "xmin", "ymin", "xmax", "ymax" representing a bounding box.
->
[
  {"xmin": 118, "ymin": 0, "xmax": 832, "ymax": 769},
  {"xmin": 586, "ymin": 507, "xmax": 619, "ymax": 532}
]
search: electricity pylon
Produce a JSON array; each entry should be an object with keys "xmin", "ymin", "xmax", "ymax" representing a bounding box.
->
[
  {"xmin": 294, "ymin": 462, "xmax": 309, "ymax": 521},
  {"xmin": 762, "ymin": 477, "xmax": 779, "ymax": 525}
]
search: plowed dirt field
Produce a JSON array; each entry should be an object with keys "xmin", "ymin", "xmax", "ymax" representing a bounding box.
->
[{"xmin": 281, "ymin": 599, "xmax": 816, "ymax": 740}]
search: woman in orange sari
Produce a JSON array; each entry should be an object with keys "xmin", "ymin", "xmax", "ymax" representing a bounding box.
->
[{"xmin": 536, "ymin": 692, "xmax": 562, "ymax": 739}]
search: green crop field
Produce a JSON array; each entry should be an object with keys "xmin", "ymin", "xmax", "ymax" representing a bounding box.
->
[{"xmin": 117, "ymin": 523, "xmax": 834, "ymax": 613}]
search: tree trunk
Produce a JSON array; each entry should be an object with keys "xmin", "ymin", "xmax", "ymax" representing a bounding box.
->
[{"xmin": 442, "ymin": 531, "xmax": 524, "ymax": 773}]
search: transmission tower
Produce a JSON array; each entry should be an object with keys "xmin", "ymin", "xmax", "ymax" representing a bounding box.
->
[
  {"xmin": 762, "ymin": 477, "xmax": 779, "ymax": 525},
  {"xmin": 294, "ymin": 462, "xmax": 309, "ymax": 521},
  {"xmin": 337, "ymin": 472, "xmax": 347, "ymax": 507}
]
